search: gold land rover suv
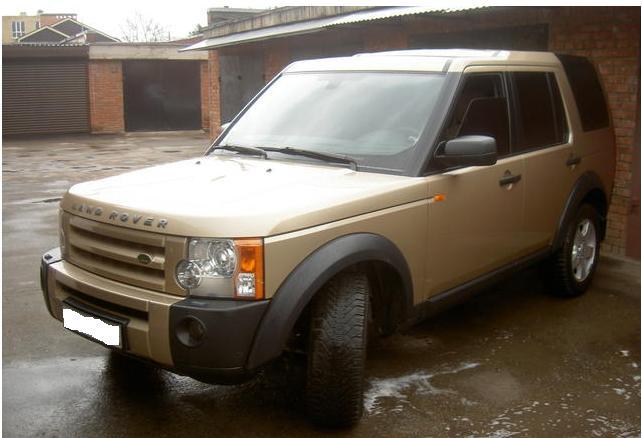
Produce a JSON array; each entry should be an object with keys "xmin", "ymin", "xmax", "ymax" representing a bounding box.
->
[{"xmin": 41, "ymin": 50, "xmax": 615, "ymax": 426}]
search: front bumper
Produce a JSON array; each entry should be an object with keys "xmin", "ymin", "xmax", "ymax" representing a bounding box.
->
[{"xmin": 41, "ymin": 248, "xmax": 270, "ymax": 383}]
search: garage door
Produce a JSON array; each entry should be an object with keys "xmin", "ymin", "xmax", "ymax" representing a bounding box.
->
[
  {"xmin": 123, "ymin": 60, "xmax": 202, "ymax": 132},
  {"xmin": 2, "ymin": 60, "xmax": 89, "ymax": 135},
  {"xmin": 219, "ymin": 53, "xmax": 264, "ymax": 125}
]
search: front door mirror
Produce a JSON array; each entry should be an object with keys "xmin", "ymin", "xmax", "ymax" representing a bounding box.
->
[{"xmin": 435, "ymin": 135, "xmax": 497, "ymax": 168}]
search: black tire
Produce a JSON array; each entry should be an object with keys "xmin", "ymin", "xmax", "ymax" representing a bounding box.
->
[
  {"xmin": 548, "ymin": 203, "xmax": 602, "ymax": 297},
  {"xmin": 305, "ymin": 271, "xmax": 369, "ymax": 427}
]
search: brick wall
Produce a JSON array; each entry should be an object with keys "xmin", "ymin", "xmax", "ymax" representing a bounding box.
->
[
  {"xmin": 88, "ymin": 60, "xmax": 125, "ymax": 134},
  {"xmin": 208, "ymin": 50, "xmax": 222, "ymax": 138},
  {"xmin": 549, "ymin": 7, "xmax": 640, "ymax": 255},
  {"xmin": 363, "ymin": 26, "xmax": 408, "ymax": 52},
  {"xmin": 265, "ymin": 43, "xmax": 290, "ymax": 82},
  {"xmin": 200, "ymin": 61, "xmax": 211, "ymax": 131}
]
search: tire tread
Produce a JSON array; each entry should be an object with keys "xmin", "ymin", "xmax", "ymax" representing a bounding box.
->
[{"xmin": 306, "ymin": 272, "xmax": 369, "ymax": 427}]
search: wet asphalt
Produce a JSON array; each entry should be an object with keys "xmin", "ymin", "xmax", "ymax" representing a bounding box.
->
[{"xmin": 2, "ymin": 132, "xmax": 640, "ymax": 437}]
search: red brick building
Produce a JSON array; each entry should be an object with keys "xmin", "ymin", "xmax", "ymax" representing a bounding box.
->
[
  {"xmin": 189, "ymin": 6, "xmax": 640, "ymax": 258},
  {"xmin": 3, "ymin": 43, "xmax": 209, "ymax": 135}
]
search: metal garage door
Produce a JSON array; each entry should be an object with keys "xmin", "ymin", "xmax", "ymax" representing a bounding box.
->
[
  {"xmin": 123, "ymin": 60, "xmax": 202, "ymax": 132},
  {"xmin": 2, "ymin": 60, "xmax": 89, "ymax": 135},
  {"xmin": 219, "ymin": 53, "xmax": 265, "ymax": 124}
]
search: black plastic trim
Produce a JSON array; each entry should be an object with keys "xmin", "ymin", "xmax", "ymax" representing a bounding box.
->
[
  {"xmin": 247, "ymin": 233, "xmax": 413, "ymax": 369},
  {"xmin": 169, "ymin": 298, "xmax": 269, "ymax": 374},
  {"xmin": 552, "ymin": 171, "xmax": 607, "ymax": 251},
  {"xmin": 407, "ymin": 248, "xmax": 551, "ymax": 326},
  {"xmin": 40, "ymin": 247, "xmax": 62, "ymax": 318},
  {"xmin": 499, "ymin": 173, "xmax": 522, "ymax": 186}
]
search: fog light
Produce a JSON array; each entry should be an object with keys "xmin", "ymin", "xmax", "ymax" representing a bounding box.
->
[
  {"xmin": 187, "ymin": 318, "xmax": 205, "ymax": 341},
  {"xmin": 176, "ymin": 316, "xmax": 206, "ymax": 347}
]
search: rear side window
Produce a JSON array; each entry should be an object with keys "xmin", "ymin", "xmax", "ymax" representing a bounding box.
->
[
  {"xmin": 510, "ymin": 72, "xmax": 568, "ymax": 152},
  {"xmin": 557, "ymin": 54, "xmax": 609, "ymax": 131}
]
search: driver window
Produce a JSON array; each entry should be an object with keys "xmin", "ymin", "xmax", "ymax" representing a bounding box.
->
[{"xmin": 442, "ymin": 73, "xmax": 509, "ymax": 157}]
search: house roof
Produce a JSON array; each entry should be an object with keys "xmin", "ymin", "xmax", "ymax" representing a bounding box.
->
[
  {"xmin": 184, "ymin": 5, "xmax": 489, "ymax": 51},
  {"xmin": 18, "ymin": 26, "xmax": 68, "ymax": 43},
  {"xmin": 16, "ymin": 17, "xmax": 119, "ymax": 45}
]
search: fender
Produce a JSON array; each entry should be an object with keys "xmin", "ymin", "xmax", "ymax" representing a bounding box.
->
[
  {"xmin": 552, "ymin": 171, "xmax": 607, "ymax": 251},
  {"xmin": 246, "ymin": 233, "xmax": 413, "ymax": 369}
]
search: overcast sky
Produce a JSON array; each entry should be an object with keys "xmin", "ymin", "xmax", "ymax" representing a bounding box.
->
[{"xmin": 1, "ymin": 0, "xmax": 276, "ymax": 40}]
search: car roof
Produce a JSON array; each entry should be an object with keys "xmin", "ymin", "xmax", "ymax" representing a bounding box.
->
[{"xmin": 283, "ymin": 49, "xmax": 561, "ymax": 74}]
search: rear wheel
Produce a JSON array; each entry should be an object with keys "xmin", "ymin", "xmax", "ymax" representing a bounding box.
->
[
  {"xmin": 305, "ymin": 271, "xmax": 369, "ymax": 427},
  {"xmin": 549, "ymin": 203, "xmax": 601, "ymax": 297}
]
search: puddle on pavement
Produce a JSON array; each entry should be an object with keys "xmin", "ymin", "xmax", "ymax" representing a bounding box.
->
[{"xmin": 364, "ymin": 362, "xmax": 480, "ymax": 415}]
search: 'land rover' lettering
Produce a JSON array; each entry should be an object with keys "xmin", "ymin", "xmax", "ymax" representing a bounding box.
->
[
  {"xmin": 71, "ymin": 206, "xmax": 168, "ymax": 228},
  {"xmin": 71, "ymin": 204, "xmax": 103, "ymax": 217}
]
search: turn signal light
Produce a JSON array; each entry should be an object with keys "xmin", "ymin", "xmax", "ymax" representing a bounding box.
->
[{"xmin": 235, "ymin": 239, "xmax": 264, "ymax": 299}]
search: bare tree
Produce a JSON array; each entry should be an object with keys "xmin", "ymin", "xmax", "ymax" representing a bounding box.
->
[
  {"xmin": 120, "ymin": 12, "xmax": 170, "ymax": 42},
  {"xmin": 189, "ymin": 24, "xmax": 204, "ymax": 37}
]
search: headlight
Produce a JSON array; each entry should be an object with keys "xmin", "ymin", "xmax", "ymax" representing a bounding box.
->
[{"xmin": 175, "ymin": 238, "xmax": 264, "ymax": 300}]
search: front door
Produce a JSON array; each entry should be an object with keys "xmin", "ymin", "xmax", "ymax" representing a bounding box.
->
[{"xmin": 424, "ymin": 71, "xmax": 526, "ymax": 298}]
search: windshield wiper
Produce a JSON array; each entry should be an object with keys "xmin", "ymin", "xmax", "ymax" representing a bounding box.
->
[
  {"xmin": 212, "ymin": 144, "xmax": 268, "ymax": 159},
  {"xmin": 260, "ymin": 146, "xmax": 358, "ymax": 170}
]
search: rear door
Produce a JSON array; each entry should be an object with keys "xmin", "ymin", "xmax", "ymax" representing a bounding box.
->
[
  {"xmin": 424, "ymin": 70, "xmax": 527, "ymax": 298},
  {"xmin": 508, "ymin": 68, "xmax": 574, "ymax": 252}
]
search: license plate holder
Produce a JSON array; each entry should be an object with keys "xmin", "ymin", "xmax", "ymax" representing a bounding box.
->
[{"xmin": 62, "ymin": 298, "xmax": 128, "ymax": 350}]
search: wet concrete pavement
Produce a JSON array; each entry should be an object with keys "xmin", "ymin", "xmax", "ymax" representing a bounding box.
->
[{"xmin": 3, "ymin": 133, "xmax": 640, "ymax": 437}]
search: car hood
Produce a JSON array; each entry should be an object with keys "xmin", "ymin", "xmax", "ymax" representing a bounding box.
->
[{"xmin": 61, "ymin": 155, "xmax": 428, "ymax": 237}]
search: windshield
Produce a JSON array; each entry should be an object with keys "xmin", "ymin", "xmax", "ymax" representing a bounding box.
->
[{"xmin": 218, "ymin": 71, "xmax": 446, "ymax": 173}]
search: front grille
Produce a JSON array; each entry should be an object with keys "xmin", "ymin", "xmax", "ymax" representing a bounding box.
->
[
  {"xmin": 62, "ymin": 212, "xmax": 186, "ymax": 296},
  {"xmin": 60, "ymin": 284, "xmax": 149, "ymax": 321}
]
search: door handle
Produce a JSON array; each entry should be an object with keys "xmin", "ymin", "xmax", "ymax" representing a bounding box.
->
[
  {"xmin": 499, "ymin": 172, "xmax": 522, "ymax": 187},
  {"xmin": 566, "ymin": 155, "xmax": 582, "ymax": 167}
]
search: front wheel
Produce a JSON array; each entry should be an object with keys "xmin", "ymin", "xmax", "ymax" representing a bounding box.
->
[
  {"xmin": 548, "ymin": 203, "xmax": 601, "ymax": 297},
  {"xmin": 305, "ymin": 271, "xmax": 369, "ymax": 427}
]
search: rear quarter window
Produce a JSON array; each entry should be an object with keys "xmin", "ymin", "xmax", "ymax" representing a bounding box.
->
[
  {"xmin": 510, "ymin": 71, "xmax": 568, "ymax": 152},
  {"xmin": 557, "ymin": 54, "xmax": 610, "ymax": 131}
]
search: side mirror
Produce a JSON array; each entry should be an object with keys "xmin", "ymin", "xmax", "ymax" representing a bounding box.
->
[{"xmin": 435, "ymin": 135, "xmax": 497, "ymax": 168}]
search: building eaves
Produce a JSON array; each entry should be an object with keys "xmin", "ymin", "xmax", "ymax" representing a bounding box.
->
[
  {"xmin": 2, "ymin": 43, "xmax": 88, "ymax": 59},
  {"xmin": 185, "ymin": 5, "xmax": 489, "ymax": 51},
  {"xmin": 203, "ymin": 6, "xmax": 370, "ymax": 38},
  {"xmin": 328, "ymin": 5, "xmax": 489, "ymax": 26},
  {"xmin": 207, "ymin": 7, "xmax": 267, "ymax": 14}
]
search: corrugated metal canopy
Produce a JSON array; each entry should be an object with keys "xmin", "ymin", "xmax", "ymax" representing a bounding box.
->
[
  {"xmin": 183, "ymin": 5, "xmax": 489, "ymax": 51},
  {"xmin": 329, "ymin": 5, "xmax": 487, "ymax": 26}
]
